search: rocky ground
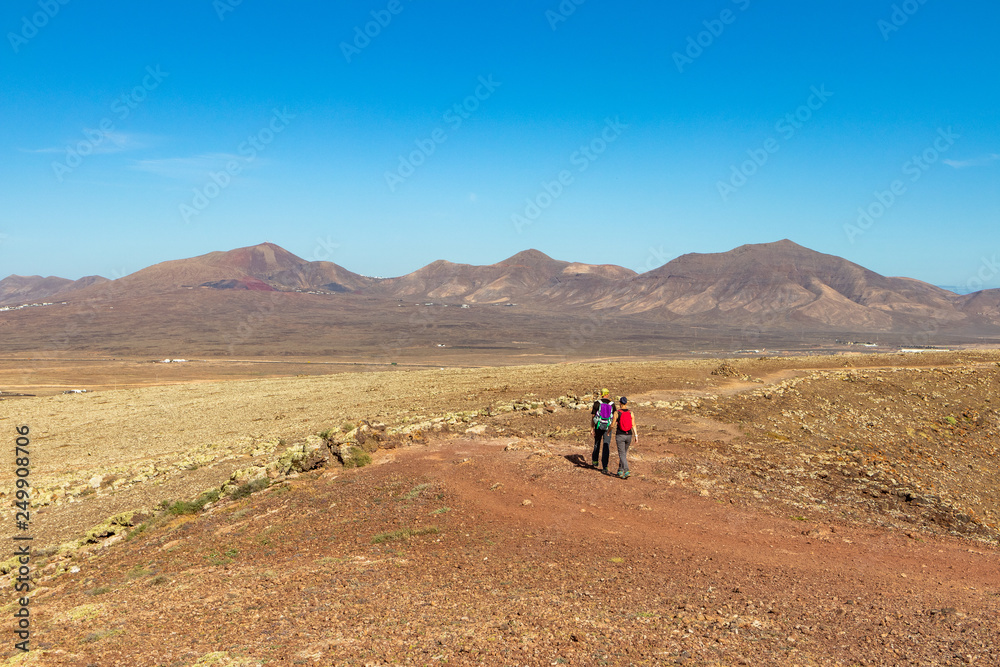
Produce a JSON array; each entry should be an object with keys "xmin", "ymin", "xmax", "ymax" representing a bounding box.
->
[{"xmin": 1, "ymin": 352, "xmax": 999, "ymax": 665}]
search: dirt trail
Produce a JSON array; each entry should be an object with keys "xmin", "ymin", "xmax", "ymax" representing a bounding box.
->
[{"xmin": 15, "ymin": 436, "xmax": 999, "ymax": 666}]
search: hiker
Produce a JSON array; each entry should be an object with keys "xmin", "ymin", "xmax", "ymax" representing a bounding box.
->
[
  {"xmin": 591, "ymin": 388, "xmax": 616, "ymax": 473},
  {"xmin": 614, "ymin": 396, "xmax": 637, "ymax": 479}
]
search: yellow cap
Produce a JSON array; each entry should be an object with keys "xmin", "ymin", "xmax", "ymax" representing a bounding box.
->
[{"xmin": 601, "ymin": 388, "xmax": 609, "ymax": 397}]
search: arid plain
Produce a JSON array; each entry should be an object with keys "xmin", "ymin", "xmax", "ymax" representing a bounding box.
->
[{"xmin": 1, "ymin": 350, "xmax": 999, "ymax": 666}]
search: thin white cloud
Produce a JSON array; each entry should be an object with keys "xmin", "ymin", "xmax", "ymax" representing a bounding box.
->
[
  {"xmin": 943, "ymin": 153, "xmax": 1000, "ymax": 169},
  {"xmin": 128, "ymin": 153, "xmax": 265, "ymax": 180},
  {"xmin": 20, "ymin": 131, "xmax": 151, "ymax": 155},
  {"xmin": 19, "ymin": 146, "xmax": 63, "ymax": 154}
]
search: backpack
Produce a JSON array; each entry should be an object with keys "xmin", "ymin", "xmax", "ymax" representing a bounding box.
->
[
  {"xmin": 618, "ymin": 409, "xmax": 633, "ymax": 432},
  {"xmin": 594, "ymin": 400, "xmax": 614, "ymax": 430}
]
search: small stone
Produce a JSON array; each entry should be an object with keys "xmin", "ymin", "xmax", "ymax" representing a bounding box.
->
[{"xmin": 521, "ymin": 499, "xmax": 532, "ymax": 506}]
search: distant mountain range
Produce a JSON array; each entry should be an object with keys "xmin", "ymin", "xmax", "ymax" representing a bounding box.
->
[
  {"xmin": 3, "ymin": 240, "xmax": 999, "ymax": 335},
  {"xmin": 0, "ymin": 274, "xmax": 108, "ymax": 306}
]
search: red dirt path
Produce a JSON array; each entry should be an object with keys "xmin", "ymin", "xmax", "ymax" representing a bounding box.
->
[{"xmin": 21, "ymin": 436, "xmax": 1000, "ymax": 666}]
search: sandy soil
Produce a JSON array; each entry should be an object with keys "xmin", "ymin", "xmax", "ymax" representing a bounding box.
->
[
  {"xmin": 11, "ymin": 438, "xmax": 1000, "ymax": 666},
  {"xmin": 1, "ymin": 351, "xmax": 999, "ymax": 665}
]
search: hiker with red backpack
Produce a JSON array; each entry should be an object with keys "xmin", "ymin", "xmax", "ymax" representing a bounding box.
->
[
  {"xmin": 614, "ymin": 396, "xmax": 637, "ymax": 479},
  {"xmin": 591, "ymin": 388, "xmax": 616, "ymax": 473}
]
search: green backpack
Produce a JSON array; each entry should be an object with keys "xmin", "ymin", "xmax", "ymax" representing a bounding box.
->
[{"xmin": 593, "ymin": 400, "xmax": 614, "ymax": 430}]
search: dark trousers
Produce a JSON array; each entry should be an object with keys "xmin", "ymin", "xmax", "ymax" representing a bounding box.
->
[{"xmin": 592, "ymin": 428, "xmax": 611, "ymax": 468}]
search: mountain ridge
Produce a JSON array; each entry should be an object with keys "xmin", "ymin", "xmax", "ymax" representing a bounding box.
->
[{"xmin": 3, "ymin": 240, "xmax": 999, "ymax": 335}]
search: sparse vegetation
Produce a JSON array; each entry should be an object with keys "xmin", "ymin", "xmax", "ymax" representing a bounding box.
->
[
  {"xmin": 371, "ymin": 526, "xmax": 440, "ymax": 544},
  {"xmin": 189, "ymin": 651, "xmax": 262, "ymax": 666},
  {"xmin": 401, "ymin": 483, "xmax": 432, "ymax": 501},
  {"xmin": 81, "ymin": 628, "xmax": 121, "ymax": 643},
  {"xmin": 63, "ymin": 604, "xmax": 103, "ymax": 622},
  {"xmin": 342, "ymin": 446, "xmax": 371, "ymax": 469},
  {"xmin": 163, "ymin": 488, "xmax": 221, "ymax": 515},
  {"xmin": 257, "ymin": 525, "xmax": 280, "ymax": 546},
  {"xmin": 7, "ymin": 352, "xmax": 1000, "ymax": 665},
  {"xmin": 205, "ymin": 548, "xmax": 239, "ymax": 566},
  {"xmin": 125, "ymin": 519, "xmax": 153, "ymax": 542},
  {"xmin": 229, "ymin": 477, "xmax": 270, "ymax": 500},
  {"xmin": 126, "ymin": 564, "xmax": 152, "ymax": 579}
]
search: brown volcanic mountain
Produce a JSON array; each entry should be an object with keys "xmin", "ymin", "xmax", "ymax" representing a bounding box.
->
[
  {"xmin": 107, "ymin": 242, "xmax": 309, "ymax": 294},
  {"xmin": 372, "ymin": 249, "xmax": 636, "ymax": 304},
  {"xmin": 4, "ymin": 241, "xmax": 1000, "ymax": 357},
  {"xmin": 0, "ymin": 274, "xmax": 108, "ymax": 306},
  {"xmin": 59, "ymin": 242, "xmax": 371, "ymax": 298},
  {"xmin": 595, "ymin": 240, "xmax": 970, "ymax": 331},
  {"xmin": 958, "ymin": 288, "xmax": 1000, "ymax": 321},
  {"xmin": 264, "ymin": 261, "xmax": 376, "ymax": 293}
]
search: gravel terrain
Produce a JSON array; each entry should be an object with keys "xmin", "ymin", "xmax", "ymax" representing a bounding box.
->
[{"xmin": 1, "ymin": 351, "xmax": 998, "ymax": 665}]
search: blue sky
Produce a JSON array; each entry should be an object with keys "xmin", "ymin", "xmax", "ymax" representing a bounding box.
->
[{"xmin": 1, "ymin": 1, "xmax": 998, "ymax": 291}]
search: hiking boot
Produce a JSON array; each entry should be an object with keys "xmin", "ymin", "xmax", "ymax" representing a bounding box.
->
[
  {"xmin": 591, "ymin": 460, "xmax": 599, "ymax": 468},
  {"xmin": 616, "ymin": 470, "xmax": 626, "ymax": 479},
  {"xmin": 601, "ymin": 468, "xmax": 609, "ymax": 475}
]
